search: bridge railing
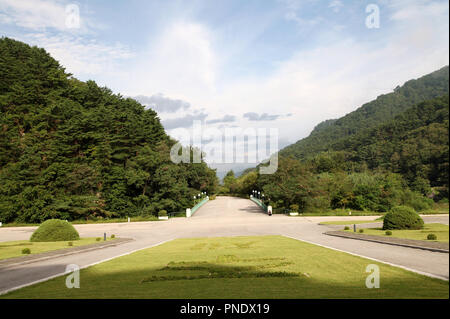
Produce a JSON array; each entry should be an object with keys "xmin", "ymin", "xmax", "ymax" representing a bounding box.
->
[
  {"xmin": 250, "ymin": 196, "xmax": 268, "ymax": 213},
  {"xmin": 187, "ymin": 196, "xmax": 209, "ymax": 217}
]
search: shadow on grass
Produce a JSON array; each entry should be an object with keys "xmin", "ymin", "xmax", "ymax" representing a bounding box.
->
[{"xmin": 2, "ymin": 257, "xmax": 448, "ymax": 299}]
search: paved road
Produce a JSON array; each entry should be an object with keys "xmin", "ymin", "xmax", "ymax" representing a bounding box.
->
[{"xmin": 0, "ymin": 196, "xmax": 448, "ymax": 294}]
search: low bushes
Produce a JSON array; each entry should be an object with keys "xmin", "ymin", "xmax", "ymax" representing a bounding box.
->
[
  {"xmin": 22, "ymin": 248, "xmax": 31, "ymax": 254},
  {"xmin": 158, "ymin": 210, "xmax": 168, "ymax": 217},
  {"xmin": 385, "ymin": 230, "xmax": 392, "ymax": 236},
  {"xmin": 30, "ymin": 219, "xmax": 80, "ymax": 242},
  {"xmin": 382, "ymin": 206, "xmax": 424, "ymax": 230},
  {"xmin": 427, "ymin": 234, "xmax": 437, "ymax": 240}
]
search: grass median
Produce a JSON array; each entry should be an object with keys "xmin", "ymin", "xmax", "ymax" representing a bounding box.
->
[
  {"xmin": 0, "ymin": 237, "xmax": 116, "ymax": 260},
  {"xmin": 2, "ymin": 235, "xmax": 448, "ymax": 299},
  {"xmin": 344, "ymin": 223, "xmax": 449, "ymax": 243},
  {"xmin": 320, "ymin": 219, "xmax": 379, "ymax": 225}
]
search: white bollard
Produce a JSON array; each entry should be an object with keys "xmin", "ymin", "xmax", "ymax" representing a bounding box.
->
[
  {"xmin": 349, "ymin": 211, "xmax": 352, "ymax": 216},
  {"xmin": 0, "ymin": 222, "xmax": 2, "ymax": 227},
  {"xmin": 128, "ymin": 217, "xmax": 130, "ymax": 223},
  {"xmin": 267, "ymin": 206, "xmax": 273, "ymax": 216},
  {"xmin": 186, "ymin": 208, "xmax": 191, "ymax": 218}
]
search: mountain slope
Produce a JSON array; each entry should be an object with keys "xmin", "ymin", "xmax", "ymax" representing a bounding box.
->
[{"xmin": 280, "ymin": 66, "xmax": 449, "ymax": 160}]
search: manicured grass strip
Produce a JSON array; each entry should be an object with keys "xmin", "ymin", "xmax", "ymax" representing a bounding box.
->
[
  {"xmin": 421, "ymin": 202, "xmax": 450, "ymax": 215},
  {"xmin": 0, "ymin": 237, "xmax": 115, "ymax": 260},
  {"xmin": 2, "ymin": 235, "xmax": 448, "ymax": 299},
  {"xmin": 344, "ymin": 223, "xmax": 449, "ymax": 243},
  {"xmin": 320, "ymin": 220, "xmax": 378, "ymax": 225}
]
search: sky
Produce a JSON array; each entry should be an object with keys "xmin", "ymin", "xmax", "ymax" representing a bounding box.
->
[{"xmin": 0, "ymin": 0, "xmax": 449, "ymax": 175}]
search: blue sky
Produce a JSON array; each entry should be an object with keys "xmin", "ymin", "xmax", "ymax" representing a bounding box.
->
[{"xmin": 0, "ymin": 0, "xmax": 449, "ymax": 173}]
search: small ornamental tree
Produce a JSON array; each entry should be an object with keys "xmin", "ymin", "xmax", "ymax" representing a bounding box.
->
[
  {"xmin": 30, "ymin": 219, "xmax": 80, "ymax": 242},
  {"xmin": 382, "ymin": 206, "xmax": 424, "ymax": 230},
  {"xmin": 158, "ymin": 210, "xmax": 168, "ymax": 217}
]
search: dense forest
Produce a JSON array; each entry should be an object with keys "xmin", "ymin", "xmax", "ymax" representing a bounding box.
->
[
  {"xmin": 0, "ymin": 38, "xmax": 218, "ymax": 223},
  {"xmin": 280, "ymin": 66, "xmax": 449, "ymax": 160},
  {"xmin": 223, "ymin": 68, "xmax": 449, "ymax": 213}
]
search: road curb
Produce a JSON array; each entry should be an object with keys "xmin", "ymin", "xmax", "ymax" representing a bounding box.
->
[{"xmin": 324, "ymin": 231, "xmax": 449, "ymax": 253}]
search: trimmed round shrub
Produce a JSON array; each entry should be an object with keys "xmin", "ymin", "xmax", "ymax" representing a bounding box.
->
[
  {"xmin": 344, "ymin": 226, "xmax": 350, "ymax": 230},
  {"xmin": 22, "ymin": 248, "xmax": 31, "ymax": 254},
  {"xmin": 30, "ymin": 219, "xmax": 80, "ymax": 242},
  {"xmin": 385, "ymin": 230, "xmax": 392, "ymax": 236},
  {"xmin": 359, "ymin": 229, "xmax": 364, "ymax": 233},
  {"xmin": 96, "ymin": 237, "xmax": 101, "ymax": 241},
  {"xmin": 111, "ymin": 234, "xmax": 116, "ymax": 239},
  {"xmin": 427, "ymin": 234, "xmax": 437, "ymax": 240},
  {"xmin": 382, "ymin": 206, "xmax": 424, "ymax": 230},
  {"xmin": 68, "ymin": 241, "xmax": 73, "ymax": 246},
  {"xmin": 158, "ymin": 210, "xmax": 168, "ymax": 217}
]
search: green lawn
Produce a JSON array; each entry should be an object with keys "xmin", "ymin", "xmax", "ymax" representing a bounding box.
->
[
  {"xmin": 0, "ymin": 237, "xmax": 115, "ymax": 260},
  {"xmin": 421, "ymin": 202, "xmax": 450, "ymax": 215},
  {"xmin": 344, "ymin": 223, "xmax": 449, "ymax": 243},
  {"xmin": 2, "ymin": 235, "xmax": 448, "ymax": 299},
  {"xmin": 320, "ymin": 219, "xmax": 378, "ymax": 225}
]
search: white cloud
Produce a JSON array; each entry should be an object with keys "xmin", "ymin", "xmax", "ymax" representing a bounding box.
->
[
  {"xmin": 114, "ymin": 21, "xmax": 219, "ymax": 125},
  {"xmin": 17, "ymin": 33, "xmax": 134, "ymax": 76},
  {"xmin": 390, "ymin": 0, "xmax": 448, "ymax": 21},
  {"xmin": 1, "ymin": 0, "xmax": 130, "ymax": 77},
  {"xmin": 0, "ymin": 0, "xmax": 87, "ymax": 32},
  {"xmin": 328, "ymin": 0, "xmax": 343, "ymax": 13}
]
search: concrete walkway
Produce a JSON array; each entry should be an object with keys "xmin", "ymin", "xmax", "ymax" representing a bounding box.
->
[{"xmin": 0, "ymin": 196, "xmax": 448, "ymax": 295}]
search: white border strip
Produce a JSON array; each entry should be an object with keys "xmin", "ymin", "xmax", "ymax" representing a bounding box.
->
[
  {"xmin": 283, "ymin": 235, "xmax": 449, "ymax": 282},
  {"xmin": 0, "ymin": 239, "xmax": 174, "ymax": 296}
]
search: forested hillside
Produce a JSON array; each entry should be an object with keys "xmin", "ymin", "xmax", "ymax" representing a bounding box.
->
[
  {"xmin": 280, "ymin": 66, "xmax": 449, "ymax": 160},
  {"xmin": 330, "ymin": 95, "xmax": 449, "ymax": 191},
  {"xmin": 0, "ymin": 38, "xmax": 218, "ymax": 223},
  {"xmin": 223, "ymin": 68, "xmax": 449, "ymax": 213}
]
